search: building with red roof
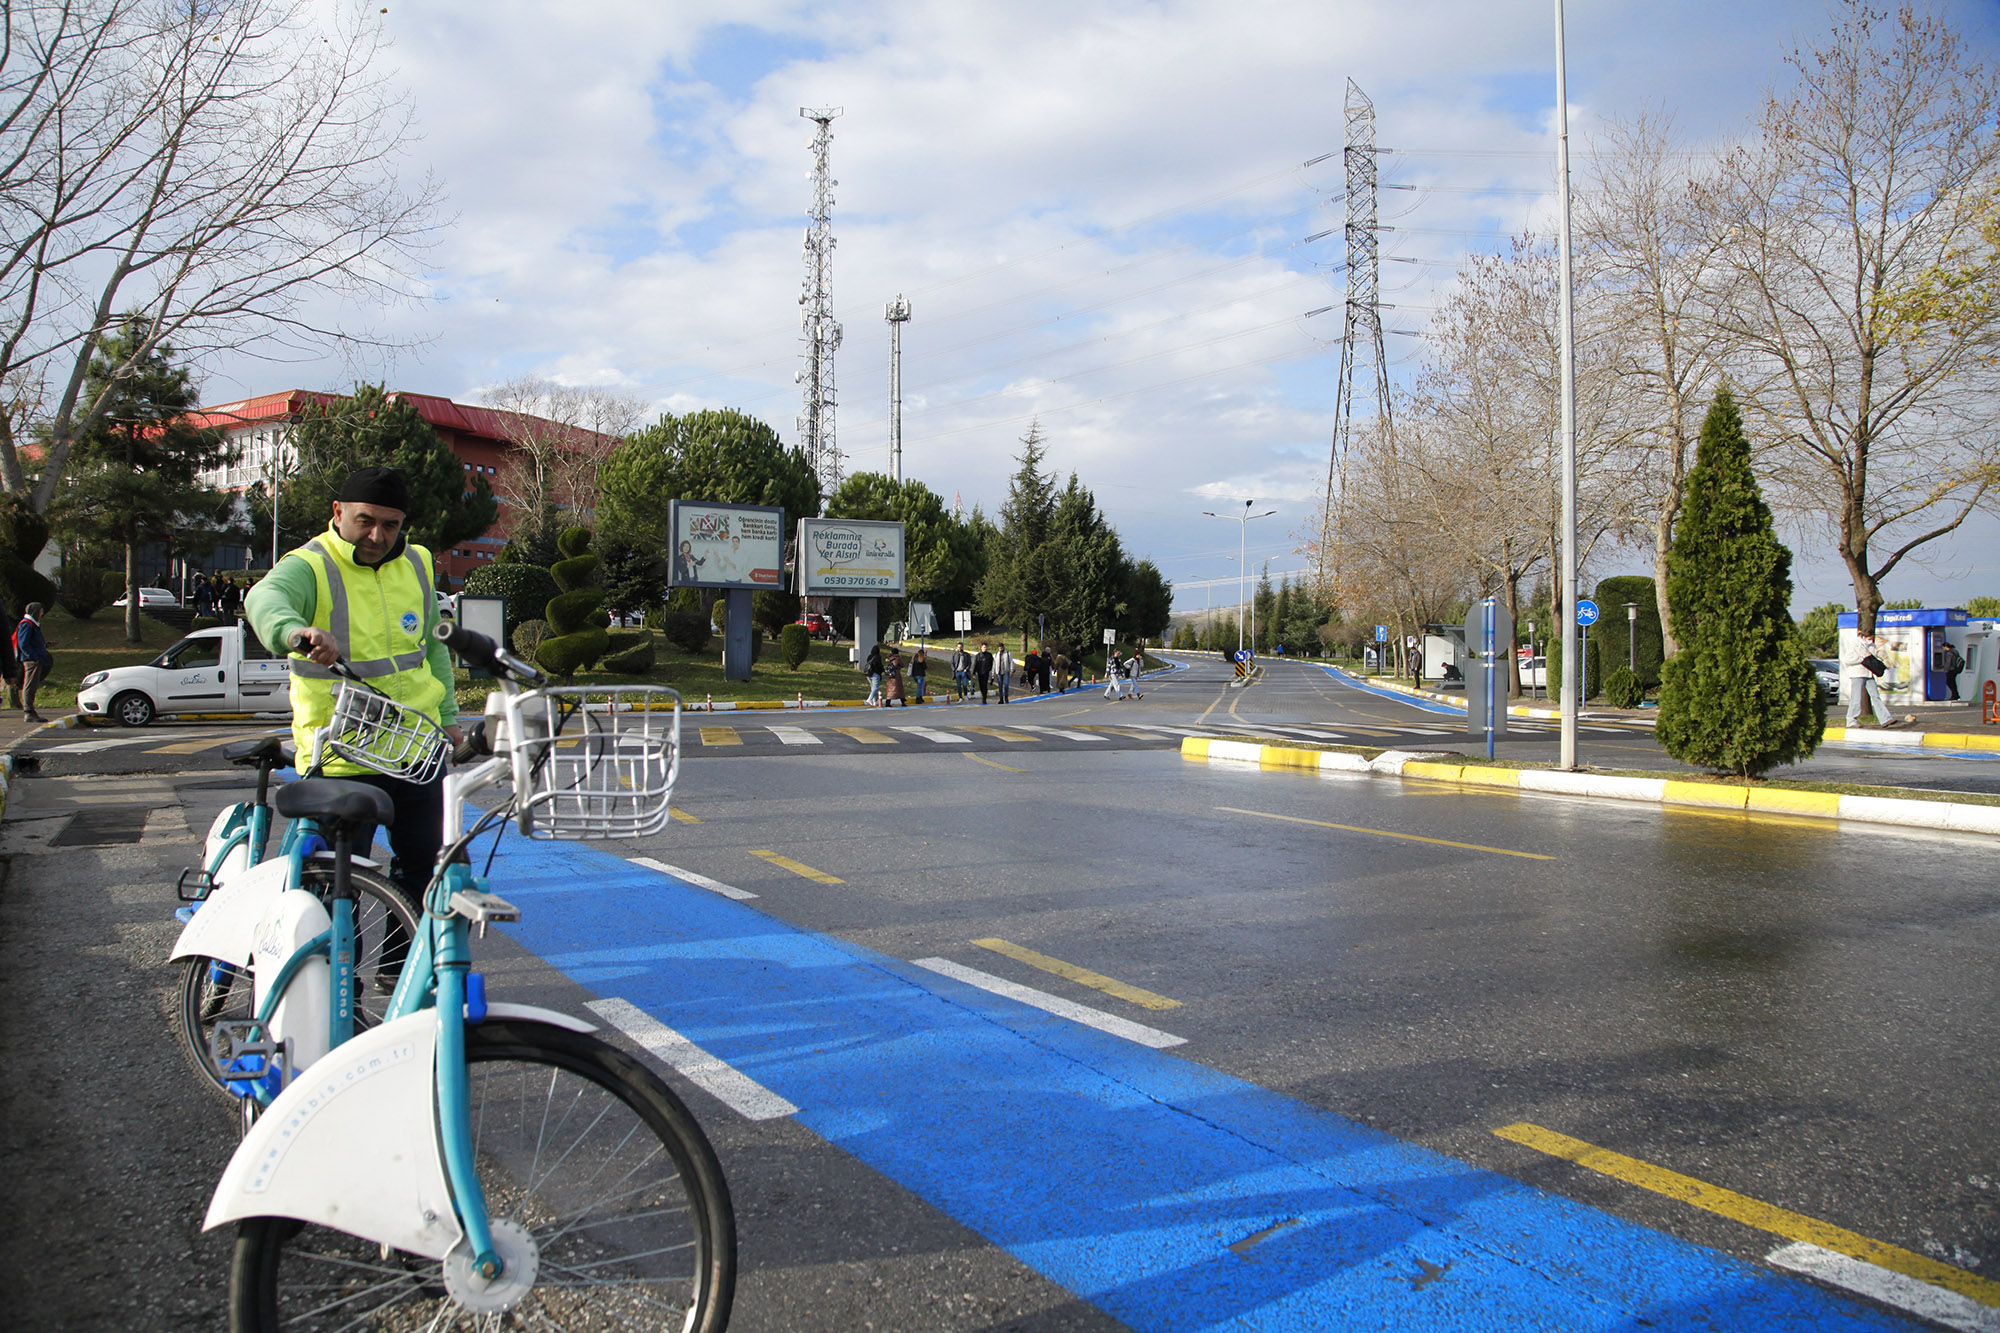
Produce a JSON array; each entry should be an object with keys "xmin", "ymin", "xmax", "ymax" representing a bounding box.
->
[{"xmin": 190, "ymin": 388, "xmax": 618, "ymax": 583}]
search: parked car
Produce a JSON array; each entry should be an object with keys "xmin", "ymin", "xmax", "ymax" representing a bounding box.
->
[
  {"xmin": 795, "ymin": 612, "xmax": 837, "ymax": 641},
  {"xmin": 436, "ymin": 589, "xmax": 457, "ymax": 619},
  {"xmin": 1518, "ymin": 654, "xmax": 1547, "ymax": 690},
  {"xmin": 76, "ymin": 625, "xmax": 290, "ymax": 726},
  {"xmin": 112, "ymin": 586, "xmax": 180, "ymax": 609},
  {"xmin": 1809, "ymin": 658, "xmax": 1841, "ymax": 700}
]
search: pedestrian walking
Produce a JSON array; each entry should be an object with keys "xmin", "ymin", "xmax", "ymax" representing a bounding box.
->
[
  {"xmin": 1936, "ymin": 638, "xmax": 1966, "ymax": 701},
  {"xmin": 1104, "ymin": 649, "xmax": 1130, "ymax": 701},
  {"xmin": 995, "ymin": 644, "xmax": 1014, "ymax": 703},
  {"xmin": 864, "ymin": 642, "xmax": 885, "ymax": 706},
  {"xmin": 191, "ymin": 573, "xmax": 212, "ymax": 617},
  {"xmin": 883, "ymin": 648, "xmax": 907, "ymax": 706},
  {"xmin": 952, "ymin": 641, "xmax": 971, "ymax": 700},
  {"xmin": 14, "ymin": 600, "xmax": 51, "ymax": 723},
  {"xmin": 1841, "ymin": 630, "xmax": 1905, "ymax": 728},
  {"xmin": 911, "ymin": 647, "xmax": 928, "ymax": 703},
  {"xmin": 1037, "ymin": 648, "xmax": 1053, "ymax": 695},
  {"xmin": 973, "ymin": 641, "xmax": 994, "ymax": 704},
  {"xmin": 0, "ymin": 597, "xmax": 19, "ymax": 710}
]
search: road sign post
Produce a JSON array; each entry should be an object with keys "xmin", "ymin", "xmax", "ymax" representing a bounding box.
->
[
  {"xmin": 1576, "ymin": 599, "xmax": 1599, "ymax": 703},
  {"xmin": 1463, "ymin": 599, "xmax": 1512, "ymax": 755}
]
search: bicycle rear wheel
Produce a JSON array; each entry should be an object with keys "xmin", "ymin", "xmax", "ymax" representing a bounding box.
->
[
  {"xmin": 229, "ymin": 1017, "xmax": 736, "ymax": 1332},
  {"xmin": 176, "ymin": 863, "xmax": 419, "ymax": 1102}
]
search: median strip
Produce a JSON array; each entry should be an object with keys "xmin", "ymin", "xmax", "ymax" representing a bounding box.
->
[{"xmin": 1182, "ymin": 737, "xmax": 2000, "ymax": 838}]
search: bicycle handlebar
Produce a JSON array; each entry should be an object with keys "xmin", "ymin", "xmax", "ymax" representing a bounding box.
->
[{"xmin": 435, "ymin": 621, "xmax": 543, "ymax": 685}]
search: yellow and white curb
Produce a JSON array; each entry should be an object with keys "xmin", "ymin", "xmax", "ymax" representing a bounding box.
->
[{"xmin": 1180, "ymin": 737, "xmax": 2000, "ymax": 838}]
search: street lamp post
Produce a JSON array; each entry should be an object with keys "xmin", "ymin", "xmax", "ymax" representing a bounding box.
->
[
  {"xmin": 1204, "ymin": 500, "xmax": 1276, "ymax": 657},
  {"xmin": 1625, "ymin": 602, "xmax": 1638, "ymax": 671}
]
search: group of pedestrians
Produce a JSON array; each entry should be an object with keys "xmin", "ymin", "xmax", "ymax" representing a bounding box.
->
[
  {"xmin": 865, "ymin": 636, "xmax": 1151, "ymax": 706},
  {"xmin": 190, "ymin": 573, "xmax": 242, "ymax": 622}
]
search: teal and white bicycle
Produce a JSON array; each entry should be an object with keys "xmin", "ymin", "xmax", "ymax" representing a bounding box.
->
[
  {"xmin": 203, "ymin": 624, "xmax": 734, "ymax": 1331},
  {"xmin": 169, "ymin": 703, "xmax": 427, "ymax": 1100}
]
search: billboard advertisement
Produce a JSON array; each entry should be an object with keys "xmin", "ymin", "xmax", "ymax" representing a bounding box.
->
[
  {"xmin": 798, "ymin": 518, "xmax": 906, "ymax": 596},
  {"xmin": 666, "ymin": 501, "xmax": 786, "ymax": 589}
]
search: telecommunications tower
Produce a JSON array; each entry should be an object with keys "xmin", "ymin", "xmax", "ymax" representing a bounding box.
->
[
  {"xmin": 885, "ymin": 294, "xmax": 911, "ymax": 483},
  {"xmin": 798, "ymin": 107, "xmax": 844, "ymax": 500},
  {"xmin": 1318, "ymin": 79, "xmax": 1393, "ymax": 584}
]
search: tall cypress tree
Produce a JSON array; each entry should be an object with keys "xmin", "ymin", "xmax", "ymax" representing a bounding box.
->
[
  {"xmin": 974, "ymin": 424, "xmax": 1058, "ymax": 645},
  {"xmin": 1656, "ymin": 388, "xmax": 1824, "ymax": 776}
]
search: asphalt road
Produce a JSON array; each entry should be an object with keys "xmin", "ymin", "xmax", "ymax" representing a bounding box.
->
[{"xmin": 3, "ymin": 657, "xmax": 1996, "ymax": 1330}]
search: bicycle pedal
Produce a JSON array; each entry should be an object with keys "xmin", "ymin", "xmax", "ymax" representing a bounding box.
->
[
  {"xmin": 212, "ymin": 1020, "xmax": 292, "ymax": 1099},
  {"xmin": 176, "ymin": 867, "xmax": 218, "ymax": 902}
]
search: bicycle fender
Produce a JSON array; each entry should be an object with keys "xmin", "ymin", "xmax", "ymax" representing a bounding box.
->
[
  {"xmin": 479, "ymin": 1002, "xmax": 597, "ymax": 1034},
  {"xmin": 168, "ymin": 857, "xmax": 292, "ymax": 966},
  {"xmin": 205, "ymin": 1011, "xmax": 461, "ymax": 1260},
  {"xmin": 258, "ymin": 889, "xmax": 332, "ymax": 1073}
]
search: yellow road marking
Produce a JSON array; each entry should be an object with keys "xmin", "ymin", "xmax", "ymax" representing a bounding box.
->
[
  {"xmin": 698, "ymin": 726, "xmax": 741, "ymax": 746},
  {"xmin": 1494, "ymin": 1123, "xmax": 2000, "ymax": 1307},
  {"xmin": 1216, "ymin": 806, "xmax": 1555, "ymax": 860},
  {"xmin": 748, "ymin": 849, "xmax": 843, "ymax": 884},
  {"xmin": 966, "ymin": 752, "xmax": 1026, "ymax": 773},
  {"xmin": 1054, "ymin": 708, "xmax": 1091, "ymax": 719},
  {"xmin": 668, "ymin": 807, "xmax": 700, "ymax": 824},
  {"xmin": 832, "ymin": 726, "xmax": 895, "ymax": 744},
  {"xmin": 146, "ymin": 736, "xmax": 234, "ymax": 754},
  {"xmin": 972, "ymin": 937, "xmax": 1181, "ymax": 1010},
  {"xmin": 958, "ymin": 725, "xmax": 1036, "ymax": 742}
]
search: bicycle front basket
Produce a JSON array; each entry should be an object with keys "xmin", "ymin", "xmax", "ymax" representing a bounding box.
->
[
  {"xmin": 324, "ymin": 679, "xmax": 451, "ymax": 784},
  {"xmin": 504, "ymin": 685, "xmax": 682, "ymax": 839}
]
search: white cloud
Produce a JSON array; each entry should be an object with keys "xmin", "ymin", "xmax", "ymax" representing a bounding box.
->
[{"xmin": 199, "ymin": 0, "xmax": 2000, "ymax": 608}]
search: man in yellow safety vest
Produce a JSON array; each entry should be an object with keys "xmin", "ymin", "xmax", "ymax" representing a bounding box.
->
[{"xmin": 245, "ymin": 466, "xmax": 463, "ymax": 933}]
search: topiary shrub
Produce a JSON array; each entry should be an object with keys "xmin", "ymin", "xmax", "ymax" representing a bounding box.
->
[
  {"xmin": 534, "ymin": 526, "xmax": 609, "ymax": 678},
  {"xmin": 1604, "ymin": 664, "xmax": 1644, "ymax": 708},
  {"xmin": 657, "ymin": 610, "xmax": 710, "ymax": 655},
  {"xmin": 779, "ymin": 623, "xmax": 810, "ymax": 670},
  {"xmin": 190, "ymin": 616, "xmax": 220, "ymax": 631},
  {"xmin": 463, "ymin": 562, "xmax": 560, "ymax": 635},
  {"xmin": 603, "ymin": 629, "xmax": 656, "ymax": 674},
  {"xmin": 511, "ymin": 618, "xmax": 551, "ymax": 662}
]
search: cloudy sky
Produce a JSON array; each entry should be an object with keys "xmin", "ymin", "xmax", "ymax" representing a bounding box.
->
[{"xmin": 208, "ymin": 0, "xmax": 2000, "ymax": 615}]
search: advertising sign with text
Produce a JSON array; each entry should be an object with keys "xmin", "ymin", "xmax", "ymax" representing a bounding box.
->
[
  {"xmin": 666, "ymin": 501, "xmax": 786, "ymax": 589},
  {"xmin": 798, "ymin": 518, "xmax": 906, "ymax": 596}
]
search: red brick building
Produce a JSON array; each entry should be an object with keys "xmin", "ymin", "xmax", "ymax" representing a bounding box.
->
[{"xmin": 189, "ymin": 389, "xmax": 618, "ymax": 584}]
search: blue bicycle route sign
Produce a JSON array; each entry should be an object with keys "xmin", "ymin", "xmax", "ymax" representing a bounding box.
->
[
  {"xmin": 1374, "ymin": 625, "xmax": 1388, "ymax": 642},
  {"xmin": 1576, "ymin": 599, "xmax": 1600, "ymax": 627}
]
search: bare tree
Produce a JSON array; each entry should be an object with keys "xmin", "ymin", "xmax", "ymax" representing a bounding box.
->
[
  {"xmin": 477, "ymin": 376, "xmax": 645, "ymax": 539},
  {"xmin": 1706, "ymin": 3, "xmax": 2000, "ymax": 633},
  {"xmin": 0, "ymin": 0, "xmax": 441, "ymax": 518},
  {"xmin": 1577, "ymin": 111, "xmax": 1736, "ymax": 655}
]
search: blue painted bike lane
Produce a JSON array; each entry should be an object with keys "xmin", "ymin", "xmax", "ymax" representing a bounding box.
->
[{"xmin": 486, "ymin": 834, "xmax": 1918, "ymax": 1331}]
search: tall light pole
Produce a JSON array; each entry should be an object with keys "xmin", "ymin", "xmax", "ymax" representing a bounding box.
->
[
  {"xmin": 1553, "ymin": 0, "xmax": 1580, "ymax": 769},
  {"xmin": 885, "ymin": 294, "xmax": 911, "ymax": 483},
  {"xmin": 1204, "ymin": 500, "xmax": 1276, "ymax": 656}
]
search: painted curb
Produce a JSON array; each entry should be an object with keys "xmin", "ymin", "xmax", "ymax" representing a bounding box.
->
[{"xmin": 1179, "ymin": 736, "xmax": 2000, "ymax": 838}]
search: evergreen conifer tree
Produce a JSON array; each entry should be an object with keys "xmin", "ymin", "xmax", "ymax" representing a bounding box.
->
[{"xmin": 1656, "ymin": 388, "xmax": 1824, "ymax": 775}]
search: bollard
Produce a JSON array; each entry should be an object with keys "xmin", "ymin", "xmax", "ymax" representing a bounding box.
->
[
  {"xmin": 705, "ymin": 693, "xmax": 713, "ymax": 712},
  {"xmin": 796, "ymin": 692, "xmax": 804, "ymax": 709}
]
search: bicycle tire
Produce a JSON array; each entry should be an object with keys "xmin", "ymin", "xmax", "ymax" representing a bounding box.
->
[
  {"xmin": 229, "ymin": 1017, "xmax": 736, "ymax": 1333},
  {"xmin": 175, "ymin": 863, "xmax": 420, "ymax": 1103}
]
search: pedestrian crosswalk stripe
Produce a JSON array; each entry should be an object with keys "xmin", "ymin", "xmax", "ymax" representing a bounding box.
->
[
  {"xmin": 891, "ymin": 726, "xmax": 970, "ymax": 744},
  {"xmin": 698, "ymin": 726, "xmax": 741, "ymax": 746},
  {"xmin": 766, "ymin": 725, "xmax": 823, "ymax": 746},
  {"xmin": 957, "ymin": 725, "xmax": 1036, "ymax": 743},
  {"xmin": 1010, "ymin": 725, "xmax": 1104, "ymax": 741},
  {"xmin": 832, "ymin": 726, "xmax": 895, "ymax": 744}
]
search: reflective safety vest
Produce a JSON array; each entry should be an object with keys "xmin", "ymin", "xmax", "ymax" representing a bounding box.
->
[{"xmin": 283, "ymin": 526, "xmax": 445, "ymax": 778}]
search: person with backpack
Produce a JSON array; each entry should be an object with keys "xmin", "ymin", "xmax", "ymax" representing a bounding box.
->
[
  {"xmin": 863, "ymin": 642, "xmax": 885, "ymax": 706},
  {"xmin": 1937, "ymin": 638, "xmax": 1967, "ymax": 701},
  {"xmin": 15, "ymin": 600, "xmax": 53, "ymax": 723}
]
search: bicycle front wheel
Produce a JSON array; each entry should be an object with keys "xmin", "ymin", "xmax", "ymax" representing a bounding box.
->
[
  {"xmin": 175, "ymin": 863, "xmax": 420, "ymax": 1102},
  {"xmin": 229, "ymin": 1018, "xmax": 736, "ymax": 1333}
]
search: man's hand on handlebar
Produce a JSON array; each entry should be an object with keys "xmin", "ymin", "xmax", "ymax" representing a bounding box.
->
[{"xmin": 289, "ymin": 627, "xmax": 341, "ymax": 667}]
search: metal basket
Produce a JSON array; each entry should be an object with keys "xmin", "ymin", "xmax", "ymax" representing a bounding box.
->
[
  {"xmin": 323, "ymin": 679, "xmax": 451, "ymax": 784},
  {"xmin": 500, "ymin": 686, "xmax": 682, "ymax": 839}
]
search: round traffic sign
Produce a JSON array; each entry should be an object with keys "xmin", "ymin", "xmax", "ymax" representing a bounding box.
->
[
  {"xmin": 1234, "ymin": 649, "xmax": 1252, "ymax": 663},
  {"xmin": 1576, "ymin": 598, "xmax": 1600, "ymax": 626}
]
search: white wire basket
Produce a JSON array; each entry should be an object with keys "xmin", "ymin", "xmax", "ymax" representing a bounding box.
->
[
  {"xmin": 322, "ymin": 679, "xmax": 451, "ymax": 785},
  {"xmin": 498, "ymin": 686, "xmax": 682, "ymax": 839}
]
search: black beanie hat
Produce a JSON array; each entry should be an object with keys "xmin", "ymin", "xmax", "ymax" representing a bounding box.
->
[{"xmin": 338, "ymin": 465, "xmax": 410, "ymax": 512}]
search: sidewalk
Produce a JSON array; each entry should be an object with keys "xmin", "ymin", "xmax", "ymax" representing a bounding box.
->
[{"xmin": 1331, "ymin": 666, "xmax": 2000, "ymax": 751}]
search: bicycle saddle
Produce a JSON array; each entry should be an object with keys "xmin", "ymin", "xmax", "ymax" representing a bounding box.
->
[
  {"xmin": 224, "ymin": 736, "xmax": 291, "ymax": 768},
  {"xmin": 274, "ymin": 779, "xmax": 394, "ymax": 828}
]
